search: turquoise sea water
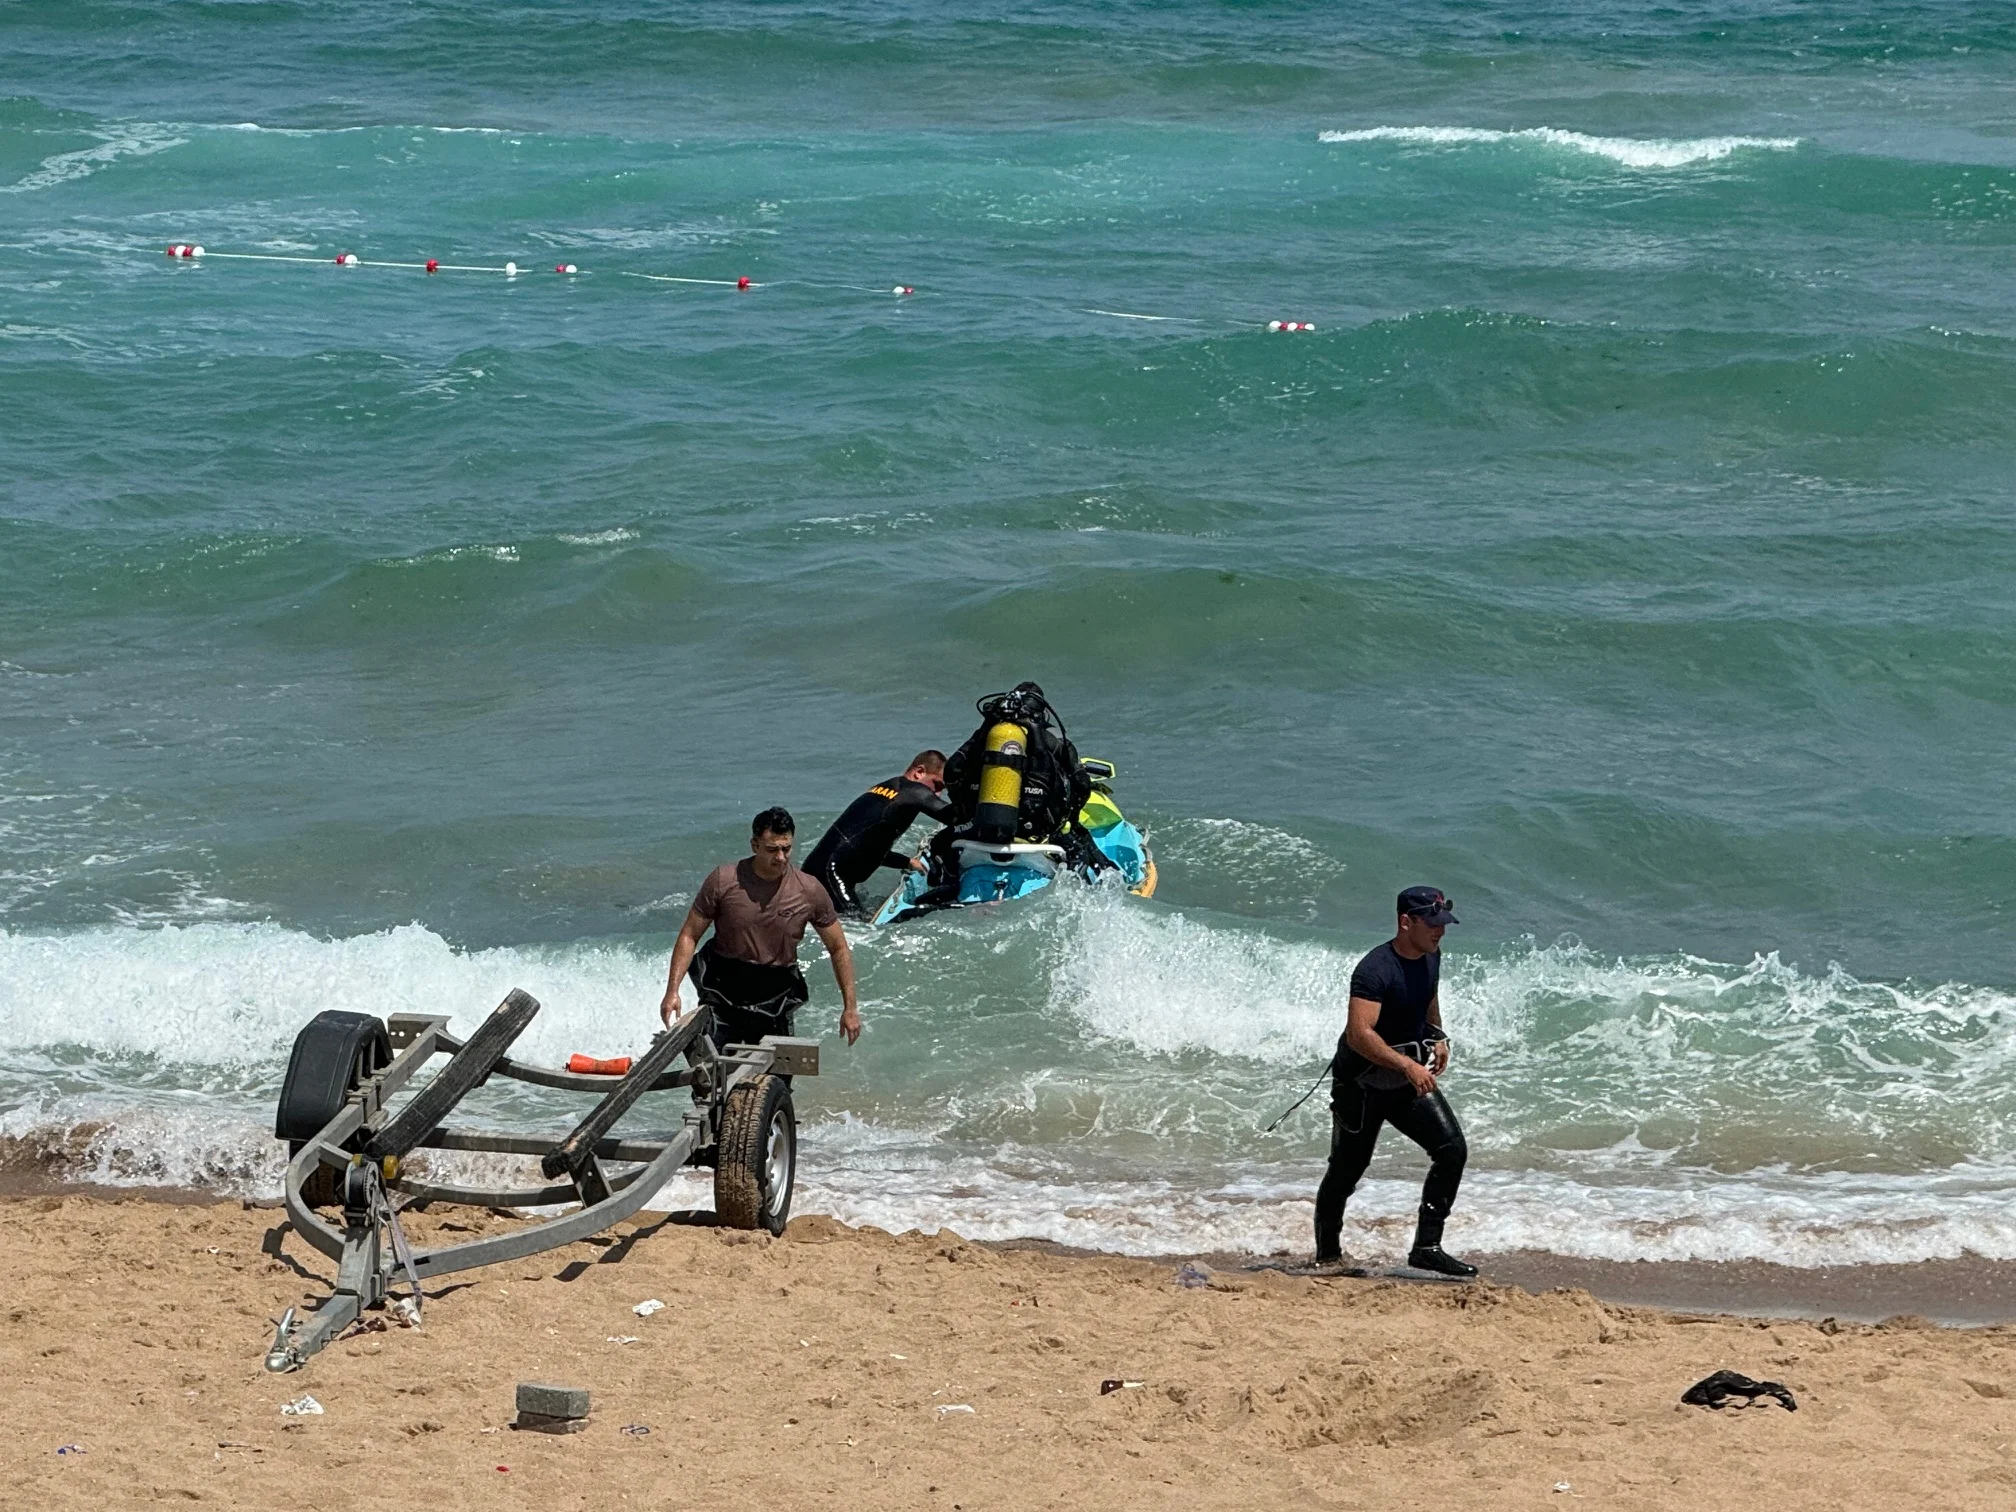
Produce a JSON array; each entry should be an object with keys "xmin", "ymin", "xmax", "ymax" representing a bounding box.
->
[{"xmin": 4, "ymin": 2, "xmax": 2016, "ymax": 1264}]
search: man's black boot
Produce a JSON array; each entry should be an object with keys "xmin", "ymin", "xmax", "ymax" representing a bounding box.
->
[{"xmin": 1407, "ymin": 1211, "xmax": 1477, "ymax": 1278}]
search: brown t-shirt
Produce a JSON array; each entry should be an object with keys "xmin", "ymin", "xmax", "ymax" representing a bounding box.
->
[{"xmin": 692, "ymin": 859, "xmax": 838, "ymax": 968}]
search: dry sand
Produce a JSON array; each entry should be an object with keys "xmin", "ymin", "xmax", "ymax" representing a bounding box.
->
[{"xmin": 5, "ymin": 1195, "xmax": 2016, "ymax": 1510}]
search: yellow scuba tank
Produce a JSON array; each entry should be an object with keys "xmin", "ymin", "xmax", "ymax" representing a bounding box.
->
[{"xmin": 971, "ymin": 721, "xmax": 1028, "ymax": 844}]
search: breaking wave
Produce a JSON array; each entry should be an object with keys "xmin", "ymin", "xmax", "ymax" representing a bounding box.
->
[
  {"xmin": 3, "ymin": 901, "xmax": 2014, "ymax": 1267},
  {"xmin": 1318, "ymin": 126, "xmax": 1801, "ymax": 170}
]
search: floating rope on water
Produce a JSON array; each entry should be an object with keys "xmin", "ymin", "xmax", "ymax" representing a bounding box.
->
[
  {"xmin": 155, "ymin": 243, "xmax": 1316, "ymax": 329},
  {"xmin": 166, "ymin": 243, "xmax": 530, "ymax": 274}
]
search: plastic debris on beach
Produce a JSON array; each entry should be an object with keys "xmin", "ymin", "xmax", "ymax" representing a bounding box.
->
[
  {"xmin": 1553, "ymin": 1483, "xmax": 1572, "ymax": 1494},
  {"xmin": 280, "ymin": 1395, "xmax": 324, "ymax": 1416},
  {"xmin": 55, "ymin": 1444, "xmax": 85, "ymax": 1455},
  {"xmin": 1174, "ymin": 1262, "xmax": 1212, "ymax": 1289},
  {"xmin": 633, "ymin": 1298, "xmax": 666, "ymax": 1316},
  {"xmin": 607, "ymin": 1335, "xmax": 640, "ymax": 1345},
  {"xmin": 1681, "ymin": 1371, "xmax": 1798, "ymax": 1411},
  {"xmin": 1100, "ymin": 1379, "xmax": 1146, "ymax": 1394},
  {"xmin": 620, "ymin": 1424, "xmax": 652, "ymax": 1436},
  {"xmin": 936, "ymin": 1404, "xmax": 975, "ymax": 1415}
]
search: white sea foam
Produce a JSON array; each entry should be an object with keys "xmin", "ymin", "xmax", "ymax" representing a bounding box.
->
[
  {"xmin": 0, "ymin": 921, "xmax": 671, "ymax": 1067},
  {"xmin": 1318, "ymin": 126, "xmax": 1800, "ymax": 170},
  {"xmin": 8, "ymin": 1091, "xmax": 2014, "ymax": 1268},
  {"xmin": 384, "ymin": 543, "xmax": 521, "ymax": 567},
  {"xmin": 4, "ymin": 913, "xmax": 2014, "ymax": 1266},
  {"xmin": 556, "ymin": 528, "xmax": 640, "ymax": 546},
  {"xmin": 0, "ymin": 124, "xmax": 188, "ymax": 195},
  {"xmin": 1049, "ymin": 888, "xmax": 1358, "ymax": 1064},
  {"xmin": 786, "ymin": 1117, "xmax": 2016, "ymax": 1266},
  {"xmin": 194, "ymin": 123, "xmax": 509, "ymax": 136}
]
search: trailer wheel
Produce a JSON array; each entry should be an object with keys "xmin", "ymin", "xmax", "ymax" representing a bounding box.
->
[
  {"xmin": 714, "ymin": 1074, "xmax": 795, "ymax": 1235},
  {"xmin": 275, "ymin": 1011, "xmax": 391, "ymax": 1207}
]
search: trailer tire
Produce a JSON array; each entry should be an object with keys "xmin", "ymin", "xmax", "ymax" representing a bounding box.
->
[
  {"xmin": 276, "ymin": 1011, "xmax": 391, "ymax": 1207},
  {"xmin": 714, "ymin": 1074, "xmax": 795, "ymax": 1235}
]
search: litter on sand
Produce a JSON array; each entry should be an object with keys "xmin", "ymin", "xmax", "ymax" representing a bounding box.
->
[
  {"xmin": 1099, "ymin": 1379, "xmax": 1146, "ymax": 1394},
  {"xmin": 1174, "ymin": 1262, "xmax": 1213, "ymax": 1289},
  {"xmin": 633, "ymin": 1298, "xmax": 666, "ymax": 1317},
  {"xmin": 620, "ymin": 1424, "xmax": 652, "ymax": 1436},
  {"xmin": 55, "ymin": 1445, "xmax": 85, "ymax": 1455},
  {"xmin": 280, "ymin": 1395, "xmax": 324, "ymax": 1416},
  {"xmin": 936, "ymin": 1404, "xmax": 976, "ymax": 1415},
  {"xmin": 607, "ymin": 1335, "xmax": 641, "ymax": 1345},
  {"xmin": 1681, "ymin": 1371, "xmax": 1798, "ymax": 1411},
  {"xmin": 1553, "ymin": 1483, "xmax": 1573, "ymax": 1493}
]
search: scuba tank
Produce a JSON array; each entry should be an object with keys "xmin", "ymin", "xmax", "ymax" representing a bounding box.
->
[
  {"xmin": 971, "ymin": 720, "xmax": 1028, "ymax": 844},
  {"xmin": 944, "ymin": 682, "xmax": 1092, "ymax": 847}
]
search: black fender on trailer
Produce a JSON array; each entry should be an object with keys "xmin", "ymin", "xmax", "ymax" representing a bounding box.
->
[{"xmin": 276, "ymin": 1010, "xmax": 391, "ymax": 1204}]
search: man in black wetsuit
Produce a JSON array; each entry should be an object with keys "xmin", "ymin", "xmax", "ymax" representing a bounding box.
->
[
  {"xmin": 802, "ymin": 751, "xmax": 954, "ymax": 919},
  {"xmin": 1314, "ymin": 886, "xmax": 1475, "ymax": 1278}
]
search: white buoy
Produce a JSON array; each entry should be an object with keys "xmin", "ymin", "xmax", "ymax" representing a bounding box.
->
[
  {"xmin": 1267, "ymin": 320, "xmax": 1283, "ymax": 332},
  {"xmin": 504, "ymin": 261, "xmax": 518, "ymax": 277},
  {"xmin": 190, "ymin": 245, "xmax": 205, "ymax": 258}
]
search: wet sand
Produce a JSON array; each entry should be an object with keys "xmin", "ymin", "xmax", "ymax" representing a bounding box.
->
[{"xmin": 5, "ymin": 1193, "xmax": 2016, "ymax": 1510}]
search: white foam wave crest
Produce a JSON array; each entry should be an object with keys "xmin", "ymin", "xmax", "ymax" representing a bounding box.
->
[
  {"xmin": 1318, "ymin": 126, "xmax": 1800, "ymax": 170},
  {"xmin": 0, "ymin": 125, "xmax": 188, "ymax": 195},
  {"xmin": 1048, "ymin": 886, "xmax": 1358, "ymax": 1064},
  {"xmin": 1047, "ymin": 885, "xmax": 2016, "ymax": 1087},
  {"xmin": 0, "ymin": 921, "xmax": 672, "ymax": 1068},
  {"xmin": 6, "ymin": 912, "xmax": 2016, "ymax": 1267}
]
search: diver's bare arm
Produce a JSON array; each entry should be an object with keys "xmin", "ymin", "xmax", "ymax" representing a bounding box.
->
[
  {"xmin": 1345, "ymin": 996, "xmax": 1436, "ymax": 1094},
  {"xmin": 660, "ymin": 909, "xmax": 710, "ymax": 1025},
  {"xmin": 814, "ymin": 918, "xmax": 862, "ymax": 1046}
]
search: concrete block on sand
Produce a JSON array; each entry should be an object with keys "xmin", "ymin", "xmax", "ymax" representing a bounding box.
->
[{"xmin": 515, "ymin": 1382, "xmax": 590, "ymax": 1420}]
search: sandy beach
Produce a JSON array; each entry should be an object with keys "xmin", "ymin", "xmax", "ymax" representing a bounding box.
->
[{"xmin": 6, "ymin": 1194, "xmax": 2014, "ymax": 1511}]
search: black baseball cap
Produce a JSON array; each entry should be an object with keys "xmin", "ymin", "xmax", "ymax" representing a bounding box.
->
[{"xmin": 1397, "ymin": 886, "xmax": 1457, "ymax": 926}]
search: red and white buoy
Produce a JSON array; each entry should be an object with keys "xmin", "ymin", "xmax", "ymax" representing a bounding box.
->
[
  {"xmin": 336, "ymin": 252, "xmax": 359, "ymax": 267},
  {"xmin": 554, "ymin": 263, "xmax": 577, "ymax": 274},
  {"xmin": 736, "ymin": 275, "xmax": 750, "ymax": 290},
  {"xmin": 892, "ymin": 285, "xmax": 913, "ymax": 296},
  {"xmin": 1267, "ymin": 319, "xmax": 1314, "ymax": 333}
]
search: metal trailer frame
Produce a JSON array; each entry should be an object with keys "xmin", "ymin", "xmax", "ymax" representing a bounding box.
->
[{"xmin": 264, "ymin": 990, "xmax": 817, "ymax": 1372}]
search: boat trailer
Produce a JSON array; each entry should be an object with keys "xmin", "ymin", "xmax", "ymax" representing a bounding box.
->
[{"xmin": 264, "ymin": 990, "xmax": 815, "ymax": 1372}]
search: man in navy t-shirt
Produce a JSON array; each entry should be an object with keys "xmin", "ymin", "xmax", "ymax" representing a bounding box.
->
[{"xmin": 1313, "ymin": 885, "xmax": 1474, "ymax": 1277}]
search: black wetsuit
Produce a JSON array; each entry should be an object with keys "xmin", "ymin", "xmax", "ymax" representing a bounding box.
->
[
  {"xmin": 1313, "ymin": 941, "xmax": 1468, "ymax": 1263},
  {"xmin": 803, "ymin": 776, "xmax": 954, "ymax": 917}
]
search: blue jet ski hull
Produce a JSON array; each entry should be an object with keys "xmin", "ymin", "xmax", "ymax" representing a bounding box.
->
[{"xmin": 871, "ymin": 817, "xmax": 1155, "ymax": 925}]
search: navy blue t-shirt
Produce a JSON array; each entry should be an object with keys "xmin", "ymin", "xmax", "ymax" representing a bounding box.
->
[{"xmin": 1346, "ymin": 940, "xmax": 1439, "ymax": 1047}]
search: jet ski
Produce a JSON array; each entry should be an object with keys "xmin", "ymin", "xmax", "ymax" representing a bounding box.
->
[{"xmin": 872, "ymin": 683, "xmax": 1157, "ymax": 925}]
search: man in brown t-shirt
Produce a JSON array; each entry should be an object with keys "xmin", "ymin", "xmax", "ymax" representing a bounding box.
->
[{"xmin": 659, "ymin": 806, "xmax": 861, "ymax": 1050}]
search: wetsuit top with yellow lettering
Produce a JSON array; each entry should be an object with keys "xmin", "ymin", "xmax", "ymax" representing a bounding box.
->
[{"xmin": 802, "ymin": 776, "xmax": 955, "ymax": 887}]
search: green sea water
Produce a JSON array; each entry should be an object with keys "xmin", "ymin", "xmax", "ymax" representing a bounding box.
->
[{"xmin": 3, "ymin": 1, "xmax": 2015, "ymax": 1264}]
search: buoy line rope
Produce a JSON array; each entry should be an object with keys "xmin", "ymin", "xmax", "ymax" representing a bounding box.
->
[
  {"xmin": 198, "ymin": 251, "xmax": 514, "ymax": 273},
  {"xmin": 152, "ymin": 243, "xmax": 1315, "ymax": 331}
]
